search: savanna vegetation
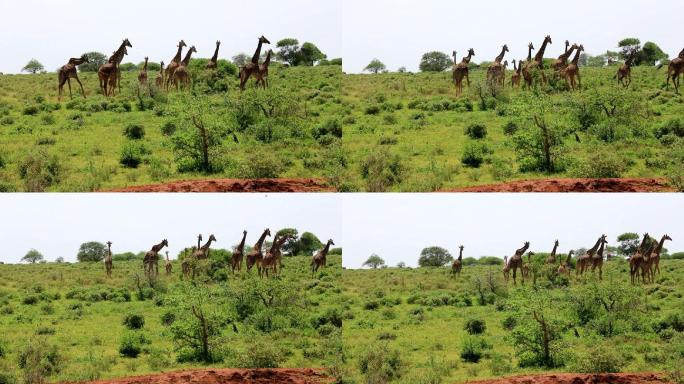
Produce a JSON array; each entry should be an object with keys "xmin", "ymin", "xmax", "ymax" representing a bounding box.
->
[{"xmin": 0, "ymin": 243, "xmax": 342, "ymax": 382}]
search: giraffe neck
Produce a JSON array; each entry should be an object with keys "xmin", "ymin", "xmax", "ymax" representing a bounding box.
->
[
  {"xmin": 252, "ymin": 40, "xmax": 264, "ymax": 64},
  {"xmin": 551, "ymin": 243, "xmax": 558, "ymax": 257},
  {"xmin": 201, "ymin": 238, "xmax": 214, "ymax": 251},
  {"xmin": 172, "ymin": 44, "xmax": 183, "ymax": 64},
  {"xmin": 152, "ymin": 241, "xmax": 165, "ymax": 252},
  {"xmin": 254, "ymin": 230, "xmax": 269, "ymax": 251},
  {"xmin": 269, "ymin": 235, "xmax": 281, "ymax": 253},
  {"xmin": 597, "ymin": 240, "xmax": 606, "ymax": 257},
  {"xmin": 564, "ymin": 42, "xmax": 570, "ymax": 54},
  {"xmin": 515, "ymin": 244, "xmax": 529, "ymax": 256},
  {"xmin": 587, "ymin": 237, "xmax": 602, "ymax": 255},
  {"xmin": 495, "ymin": 46, "xmax": 506, "ymax": 63},
  {"xmin": 143, "ymin": 58, "xmax": 148, "ymax": 71},
  {"xmin": 512, "ymin": 60, "xmax": 517, "ymax": 71},
  {"xmin": 320, "ymin": 241, "xmax": 332, "ymax": 257},
  {"xmin": 458, "ymin": 248, "xmax": 463, "ymax": 261},
  {"xmin": 535, "ymin": 39, "xmax": 549, "ymax": 63},
  {"xmin": 527, "ymin": 46, "xmax": 534, "ymax": 62},
  {"xmin": 110, "ymin": 44, "xmax": 127, "ymax": 65},
  {"xmin": 237, "ymin": 232, "xmax": 247, "ymax": 252},
  {"xmin": 570, "ymin": 49, "xmax": 582, "ymax": 65},
  {"xmin": 181, "ymin": 49, "xmax": 194, "ymax": 66},
  {"xmin": 211, "ymin": 43, "xmax": 220, "ymax": 62},
  {"xmin": 263, "ymin": 50, "xmax": 272, "ymax": 66},
  {"xmin": 463, "ymin": 52, "xmax": 473, "ymax": 64},
  {"xmin": 653, "ymin": 236, "xmax": 668, "ymax": 255},
  {"xmin": 566, "ymin": 251, "xmax": 573, "ymax": 264}
]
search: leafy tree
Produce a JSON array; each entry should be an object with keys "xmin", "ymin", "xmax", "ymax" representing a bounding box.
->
[
  {"xmin": 419, "ymin": 51, "xmax": 451, "ymax": 72},
  {"xmin": 418, "ymin": 246, "xmax": 452, "ymax": 267},
  {"xmin": 616, "ymin": 233, "xmax": 640, "ymax": 256},
  {"xmin": 118, "ymin": 63, "xmax": 137, "ymax": 72},
  {"xmin": 618, "ymin": 38, "xmax": 641, "ymax": 61},
  {"xmin": 22, "ymin": 249, "xmax": 44, "ymax": 264},
  {"xmin": 639, "ymin": 42, "xmax": 668, "ymax": 66},
  {"xmin": 55, "ymin": 257, "xmax": 64, "ymax": 263},
  {"xmin": 297, "ymin": 232, "xmax": 323, "ymax": 256},
  {"xmin": 585, "ymin": 54, "xmax": 606, "ymax": 67},
  {"xmin": 363, "ymin": 254, "xmax": 385, "ymax": 269},
  {"xmin": 300, "ymin": 42, "xmax": 326, "ymax": 66},
  {"xmin": 22, "ymin": 59, "xmax": 44, "ymax": 74},
  {"xmin": 78, "ymin": 52, "xmax": 107, "ymax": 72},
  {"xmin": 397, "ymin": 67, "xmax": 407, "ymax": 73},
  {"xmin": 605, "ymin": 50, "xmax": 621, "ymax": 65},
  {"xmin": 276, "ymin": 38, "xmax": 301, "ymax": 66},
  {"xmin": 364, "ymin": 59, "xmax": 386, "ymax": 74},
  {"xmin": 77, "ymin": 241, "xmax": 107, "ymax": 262},
  {"xmin": 275, "ymin": 228, "xmax": 299, "ymax": 255},
  {"xmin": 396, "ymin": 261, "xmax": 407, "ymax": 268},
  {"xmin": 232, "ymin": 53, "xmax": 249, "ymax": 67}
]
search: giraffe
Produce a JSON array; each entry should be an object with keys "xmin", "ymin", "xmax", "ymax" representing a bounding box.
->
[
  {"xmin": 577, "ymin": 234, "xmax": 604, "ymax": 277},
  {"xmin": 57, "ymin": 55, "xmax": 89, "ymax": 101},
  {"xmin": 522, "ymin": 252, "xmax": 534, "ymax": 279},
  {"xmin": 273, "ymin": 234, "xmax": 292, "ymax": 274},
  {"xmin": 143, "ymin": 239, "xmax": 168, "ymax": 277},
  {"xmin": 255, "ymin": 49, "xmax": 273, "ymax": 89},
  {"xmin": 197, "ymin": 234, "xmax": 203, "ymax": 250},
  {"xmin": 104, "ymin": 241, "xmax": 113, "ymax": 278},
  {"xmin": 453, "ymin": 48, "xmax": 475, "ymax": 96},
  {"xmin": 552, "ymin": 42, "xmax": 579, "ymax": 72},
  {"xmin": 665, "ymin": 48, "xmax": 684, "ymax": 94},
  {"xmin": 562, "ymin": 44, "xmax": 585, "ymax": 91},
  {"xmin": 98, "ymin": 39, "xmax": 132, "ymax": 97},
  {"xmin": 523, "ymin": 35, "xmax": 552, "ymax": 88},
  {"xmin": 558, "ymin": 250, "xmax": 574, "ymax": 276},
  {"xmin": 206, "ymin": 41, "xmax": 221, "ymax": 69},
  {"xmin": 629, "ymin": 233, "xmax": 651, "ymax": 284},
  {"xmin": 192, "ymin": 234, "xmax": 216, "ymax": 260},
  {"xmin": 231, "ymin": 230, "xmax": 248, "ymax": 273},
  {"xmin": 156, "ymin": 61, "xmax": 165, "ymax": 88},
  {"xmin": 311, "ymin": 239, "xmax": 335, "ymax": 275},
  {"xmin": 261, "ymin": 234, "xmax": 290, "ymax": 277},
  {"xmin": 500, "ymin": 60, "xmax": 509, "ymax": 87},
  {"xmin": 164, "ymin": 251, "xmax": 172, "ymax": 275},
  {"xmin": 508, "ymin": 242, "xmax": 530, "ymax": 285},
  {"xmin": 182, "ymin": 246, "xmax": 196, "ymax": 279},
  {"xmin": 546, "ymin": 240, "xmax": 559, "ymax": 264},
  {"xmin": 165, "ymin": 40, "xmax": 187, "ymax": 90},
  {"xmin": 246, "ymin": 228, "xmax": 271, "ymax": 274},
  {"xmin": 486, "ymin": 44, "xmax": 509, "ymax": 87},
  {"xmin": 239, "ymin": 35, "xmax": 271, "ymax": 91},
  {"xmin": 644, "ymin": 234, "xmax": 672, "ymax": 283},
  {"xmin": 172, "ymin": 46, "xmax": 197, "ymax": 91},
  {"xmin": 590, "ymin": 234, "xmax": 608, "ymax": 280},
  {"xmin": 510, "ymin": 59, "xmax": 523, "ymax": 88},
  {"xmin": 502, "ymin": 256, "xmax": 511, "ymax": 282},
  {"xmin": 616, "ymin": 51, "xmax": 637, "ymax": 88},
  {"xmin": 138, "ymin": 57, "xmax": 149, "ymax": 86},
  {"xmin": 451, "ymin": 245, "xmax": 464, "ymax": 276}
]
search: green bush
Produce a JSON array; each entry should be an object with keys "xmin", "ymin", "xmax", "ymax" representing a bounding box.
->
[
  {"xmin": 239, "ymin": 152, "xmax": 286, "ymax": 179},
  {"xmin": 123, "ymin": 313, "xmax": 145, "ymax": 330},
  {"xmin": 365, "ymin": 105, "xmax": 381, "ymax": 115},
  {"xmin": 655, "ymin": 118, "xmax": 684, "ymax": 139},
  {"xmin": 234, "ymin": 339, "xmax": 284, "ymax": 368},
  {"xmin": 119, "ymin": 142, "xmax": 147, "ymax": 168},
  {"xmin": 18, "ymin": 149, "xmax": 61, "ymax": 192},
  {"xmin": 160, "ymin": 121, "xmax": 176, "ymax": 136},
  {"xmin": 123, "ymin": 124, "xmax": 145, "ymax": 140},
  {"xmin": 360, "ymin": 149, "xmax": 404, "ymax": 192},
  {"xmin": 570, "ymin": 344, "xmax": 625, "ymax": 373},
  {"xmin": 118, "ymin": 332, "xmax": 148, "ymax": 358},
  {"xmin": 358, "ymin": 343, "xmax": 403, "ymax": 382},
  {"xmin": 22, "ymin": 105, "xmax": 39, "ymax": 116},
  {"xmin": 1, "ymin": 116, "xmax": 15, "ymax": 126},
  {"xmin": 22, "ymin": 296, "xmax": 39, "ymax": 305},
  {"xmin": 503, "ymin": 121, "xmax": 518, "ymax": 135},
  {"xmin": 465, "ymin": 123, "xmax": 488, "ymax": 139},
  {"xmin": 17, "ymin": 339, "xmax": 63, "ymax": 382},
  {"xmin": 312, "ymin": 119, "xmax": 342, "ymax": 139},
  {"xmin": 460, "ymin": 336, "xmax": 485, "ymax": 363},
  {"xmin": 461, "ymin": 142, "xmax": 490, "ymax": 168},
  {"xmin": 464, "ymin": 318, "xmax": 487, "ymax": 335},
  {"xmin": 568, "ymin": 146, "xmax": 627, "ymax": 178}
]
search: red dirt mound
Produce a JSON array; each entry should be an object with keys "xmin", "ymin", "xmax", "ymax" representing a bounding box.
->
[
  {"xmin": 64, "ymin": 368, "xmax": 333, "ymax": 384},
  {"xmin": 447, "ymin": 178, "xmax": 673, "ymax": 193},
  {"xmin": 104, "ymin": 178, "xmax": 334, "ymax": 193},
  {"xmin": 467, "ymin": 372, "xmax": 671, "ymax": 384}
]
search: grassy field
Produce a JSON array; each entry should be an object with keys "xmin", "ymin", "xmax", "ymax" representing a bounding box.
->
[
  {"xmin": 0, "ymin": 64, "xmax": 342, "ymax": 192},
  {"xmin": 341, "ymin": 66, "xmax": 684, "ymax": 191},
  {"xmin": 0, "ymin": 254, "xmax": 342, "ymax": 382},
  {"xmin": 341, "ymin": 259, "xmax": 684, "ymax": 383}
]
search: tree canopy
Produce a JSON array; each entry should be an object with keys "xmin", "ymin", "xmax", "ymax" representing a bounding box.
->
[
  {"xmin": 275, "ymin": 39, "xmax": 327, "ymax": 66},
  {"xmin": 616, "ymin": 233, "xmax": 640, "ymax": 256},
  {"xmin": 363, "ymin": 254, "xmax": 385, "ymax": 269},
  {"xmin": 419, "ymin": 51, "xmax": 451, "ymax": 72},
  {"xmin": 77, "ymin": 241, "xmax": 107, "ymax": 262},
  {"xmin": 22, "ymin": 59, "xmax": 44, "ymax": 74},
  {"xmin": 22, "ymin": 249, "xmax": 44, "ymax": 263},
  {"xmin": 364, "ymin": 59, "xmax": 386, "ymax": 74},
  {"xmin": 78, "ymin": 52, "xmax": 107, "ymax": 72},
  {"xmin": 418, "ymin": 246, "xmax": 452, "ymax": 267}
]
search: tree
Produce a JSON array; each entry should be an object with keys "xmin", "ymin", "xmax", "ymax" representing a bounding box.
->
[
  {"xmin": 363, "ymin": 254, "xmax": 385, "ymax": 269},
  {"xmin": 276, "ymin": 38, "xmax": 301, "ymax": 66},
  {"xmin": 22, "ymin": 59, "xmax": 44, "ymax": 74},
  {"xmin": 78, "ymin": 52, "xmax": 107, "ymax": 72},
  {"xmin": 585, "ymin": 54, "xmax": 606, "ymax": 67},
  {"xmin": 77, "ymin": 241, "xmax": 107, "ymax": 262},
  {"xmin": 618, "ymin": 38, "xmax": 641, "ymax": 61},
  {"xmin": 396, "ymin": 261, "xmax": 406, "ymax": 268},
  {"xmin": 297, "ymin": 232, "xmax": 323, "ymax": 256},
  {"xmin": 639, "ymin": 42, "xmax": 668, "ymax": 66},
  {"xmin": 418, "ymin": 246, "xmax": 452, "ymax": 267},
  {"xmin": 364, "ymin": 59, "xmax": 386, "ymax": 74},
  {"xmin": 300, "ymin": 42, "xmax": 326, "ymax": 66},
  {"xmin": 55, "ymin": 257, "xmax": 64, "ymax": 263},
  {"xmin": 232, "ymin": 53, "xmax": 249, "ymax": 67},
  {"xmin": 397, "ymin": 67, "xmax": 407, "ymax": 73},
  {"xmin": 275, "ymin": 228, "xmax": 299, "ymax": 255},
  {"xmin": 22, "ymin": 249, "xmax": 44, "ymax": 264},
  {"xmin": 616, "ymin": 233, "xmax": 640, "ymax": 256},
  {"xmin": 419, "ymin": 51, "xmax": 451, "ymax": 72}
]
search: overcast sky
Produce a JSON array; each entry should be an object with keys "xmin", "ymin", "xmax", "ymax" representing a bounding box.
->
[
  {"xmin": 342, "ymin": 194, "xmax": 683, "ymax": 268},
  {"xmin": 0, "ymin": 0, "xmax": 341, "ymax": 74},
  {"xmin": 343, "ymin": 0, "xmax": 683, "ymax": 73},
  {"xmin": 0, "ymin": 194, "xmax": 341, "ymax": 264}
]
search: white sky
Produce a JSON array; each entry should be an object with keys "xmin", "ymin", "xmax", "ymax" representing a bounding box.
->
[
  {"xmin": 342, "ymin": 0, "xmax": 683, "ymax": 73},
  {"xmin": 0, "ymin": 0, "xmax": 341, "ymax": 74},
  {"xmin": 342, "ymin": 194, "xmax": 684, "ymax": 268},
  {"xmin": 0, "ymin": 194, "xmax": 341, "ymax": 263}
]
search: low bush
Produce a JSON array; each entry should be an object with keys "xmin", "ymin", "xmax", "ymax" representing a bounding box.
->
[
  {"xmin": 465, "ymin": 123, "xmax": 488, "ymax": 139},
  {"xmin": 464, "ymin": 318, "xmax": 487, "ymax": 335},
  {"xmin": 461, "ymin": 142, "xmax": 490, "ymax": 168},
  {"xmin": 358, "ymin": 343, "xmax": 404, "ymax": 383},
  {"xmin": 123, "ymin": 124, "xmax": 145, "ymax": 140},
  {"xmin": 119, "ymin": 142, "xmax": 147, "ymax": 168},
  {"xmin": 123, "ymin": 313, "xmax": 145, "ymax": 330},
  {"xmin": 460, "ymin": 336, "xmax": 485, "ymax": 363}
]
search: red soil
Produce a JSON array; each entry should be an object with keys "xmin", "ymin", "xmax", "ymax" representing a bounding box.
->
[
  {"xmin": 447, "ymin": 178, "xmax": 673, "ymax": 193},
  {"xmin": 64, "ymin": 368, "xmax": 333, "ymax": 384},
  {"xmin": 103, "ymin": 178, "xmax": 334, "ymax": 193},
  {"xmin": 466, "ymin": 372, "xmax": 671, "ymax": 384}
]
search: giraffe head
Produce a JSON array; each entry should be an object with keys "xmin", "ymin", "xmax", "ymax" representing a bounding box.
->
[
  {"xmin": 601, "ymin": 234, "xmax": 608, "ymax": 244},
  {"xmin": 568, "ymin": 250, "xmax": 574, "ymax": 256},
  {"xmin": 198, "ymin": 234, "xmax": 203, "ymax": 242},
  {"xmin": 265, "ymin": 228, "xmax": 272, "ymax": 237},
  {"xmin": 188, "ymin": 46, "xmax": 198, "ymax": 55},
  {"xmin": 468, "ymin": 48, "xmax": 475, "ymax": 57},
  {"xmin": 161, "ymin": 239, "xmax": 169, "ymax": 247},
  {"xmin": 570, "ymin": 43, "xmax": 579, "ymax": 51},
  {"xmin": 160, "ymin": 61, "xmax": 165, "ymax": 69},
  {"xmin": 502, "ymin": 44, "xmax": 509, "ymax": 53},
  {"xmin": 544, "ymin": 35, "xmax": 553, "ymax": 45},
  {"xmin": 259, "ymin": 36, "xmax": 271, "ymax": 45},
  {"xmin": 459, "ymin": 245, "xmax": 464, "ymax": 251},
  {"xmin": 577, "ymin": 44, "xmax": 585, "ymax": 54},
  {"xmin": 503, "ymin": 60, "xmax": 508, "ymax": 68},
  {"xmin": 664, "ymin": 234, "xmax": 672, "ymax": 242},
  {"xmin": 554, "ymin": 239, "xmax": 559, "ymax": 247},
  {"xmin": 208, "ymin": 234, "xmax": 217, "ymax": 242},
  {"xmin": 216, "ymin": 41, "xmax": 221, "ymax": 47},
  {"xmin": 528, "ymin": 42, "xmax": 535, "ymax": 51},
  {"xmin": 524, "ymin": 241, "xmax": 530, "ymax": 248},
  {"xmin": 107, "ymin": 241, "xmax": 112, "ymax": 247},
  {"xmin": 243, "ymin": 230, "xmax": 248, "ymax": 235},
  {"xmin": 327, "ymin": 239, "xmax": 335, "ymax": 246},
  {"xmin": 178, "ymin": 40, "xmax": 187, "ymax": 49},
  {"xmin": 123, "ymin": 38, "xmax": 133, "ymax": 49}
]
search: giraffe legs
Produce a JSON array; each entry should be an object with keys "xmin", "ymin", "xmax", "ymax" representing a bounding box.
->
[{"xmin": 74, "ymin": 76, "xmax": 86, "ymax": 98}]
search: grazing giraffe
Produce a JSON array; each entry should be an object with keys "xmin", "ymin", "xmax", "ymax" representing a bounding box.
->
[
  {"xmin": 165, "ymin": 40, "xmax": 187, "ymax": 90},
  {"xmin": 164, "ymin": 251, "xmax": 172, "ymax": 275},
  {"xmin": 665, "ymin": 48, "xmax": 684, "ymax": 94},
  {"xmin": 57, "ymin": 55, "xmax": 89, "ymax": 101},
  {"xmin": 246, "ymin": 229, "xmax": 271, "ymax": 275},
  {"xmin": 138, "ymin": 57, "xmax": 149, "ymax": 86},
  {"xmin": 231, "ymin": 230, "xmax": 248, "ymax": 273},
  {"xmin": 156, "ymin": 61, "xmax": 165, "ymax": 88},
  {"xmin": 486, "ymin": 44, "xmax": 509, "ymax": 87},
  {"xmin": 104, "ymin": 241, "xmax": 113, "ymax": 278},
  {"xmin": 558, "ymin": 250, "xmax": 574, "ymax": 276},
  {"xmin": 206, "ymin": 41, "xmax": 221, "ymax": 69},
  {"xmin": 172, "ymin": 46, "xmax": 197, "ymax": 91},
  {"xmin": 453, "ymin": 48, "xmax": 475, "ymax": 96},
  {"xmin": 451, "ymin": 245, "xmax": 464, "ymax": 276},
  {"xmin": 629, "ymin": 233, "xmax": 651, "ymax": 284},
  {"xmin": 239, "ymin": 35, "xmax": 271, "ymax": 91},
  {"xmin": 616, "ymin": 51, "xmax": 637, "ymax": 88},
  {"xmin": 311, "ymin": 239, "xmax": 335, "ymax": 275},
  {"xmin": 508, "ymin": 242, "xmax": 530, "ymax": 285},
  {"xmin": 562, "ymin": 44, "xmax": 585, "ymax": 91},
  {"xmin": 98, "ymin": 39, "xmax": 132, "ymax": 97},
  {"xmin": 523, "ymin": 36, "xmax": 552, "ymax": 88},
  {"xmin": 256, "ymin": 49, "xmax": 273, "ymax": 89},
  {"xmin": 546, "ymin": 240, "xmax": 559, "ymax": 264},
  {"xmin": 143, "ymin": 239, "xmax": 168, "ymax": 277}
]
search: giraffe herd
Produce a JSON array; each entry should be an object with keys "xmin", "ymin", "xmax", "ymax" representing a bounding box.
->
[
  {"xmin": 102, "ymin": 230, "xmax": 335, "ymax": 280},
  {"xmin": 57, "ymin": 35, "xmax": 275, "ymax": 101},
  {"xmin": 451, "ymin": 36, "xmax": 684, "ymax": 95},
  {"xmin": 451, "ymin": 234, "xmax": 672, "ymax": 286}
]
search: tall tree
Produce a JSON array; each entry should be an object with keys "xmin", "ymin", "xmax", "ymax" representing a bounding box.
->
[
  {"xmin": 78, "ymin": 52, "xmax": 107, "ymax": 72},
  {"xmin": 364, "ymin": 59, "xmax": 386, "ymax": 74},
  {"xmin": 77, "ymin": 241, "xmax": 107, "ymax": 262},
  {"xmin": 276, "ymin": 38, "xmax": 301, "ymax": 66},
  {"xmin": 22, "ymin": 59, "xmax": 44, "ymax": 74},
  {"xmin": 419, "ymin": 51, "xmax": 451, "ymax": 72},
  {"xmin": 22, "ymin": 249, "xmax": 44, "ymax": 263},
  {"xmin": 300, "ymin": 42, "xmax": 326, "ymax": 66},
  {"xmin": 363, "ymin": 254, "xmax": 385, "ymax": 269},
  {"xmin": 418, "ymin": 246, "xmax": 452, "ymax": 267}
]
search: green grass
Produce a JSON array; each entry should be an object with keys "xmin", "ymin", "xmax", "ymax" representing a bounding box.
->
[
  {"xmin": 341, "ymin": 259, "xmax": 684, "ymax": 383},
  {"xmin": 0, "ymin": 254, "xmax": 342, "ymax": 381},
  {"xmin": 342, "ymin": 66, "xmax": 684, "ymax": 191},
  {"xmin": 0, "ymin": 65, "xmax": 342, "ymax": 191}
]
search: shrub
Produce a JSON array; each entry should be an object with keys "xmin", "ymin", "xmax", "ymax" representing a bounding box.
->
[
  {"xmin": 571, "ymin": 344, "xmax": 625, "ymax": 373},
  {"xmin": 160, "ymin": 311, "xmax": 176, "ymax": 326},
  {"xmin": 365, "ymin": 105, "xmax": 381, "ymax": 115},
  {"xmin": 360, "ymin": 149, "xmax": 404, "ymax": 192},
  {"xmin": 234, "ymin": 339, "xmax": 284, "ymax": 368},
  {"xmin": 312, "ymin": 119, "xmax": 342, "ymax": 139},
  {"xmin": 123, "ymin": 313, "xmax": 145, "ymax": 330},
  {"xmin": 465, "ymin": 123, "xmax": 488, "ymax": 139},
  {"xmin": 358, "ymin": 343, "xmax": 403, "ymax": 383},
  {"xmin": 502, "ymin": 316, "xmax": 517, "ymax": 330},
  {"xmin": 123, "ymin": 123, "xmax": 145, "ymax": 140},
  {"xmin": 568, "ymin": 147, "xmax": 627, "ymax": 178},
  {"xmin": 655, "ymin": 118, "xmax": 684, "ymax": 139},
  {"xmin": 18, "ymin": 149, "xmax": 61, "ymax": 192},
  {"xmin": 364, "ymin": 300, "xmax": 380, "ymax": 310},
  {"xmin": 460, "ymin": 336, "xmax": 485, "ymax": 363},
  {"xmin": 22, "ymin": 105, "xmax": 39, "ymax": 116},
  {"xmin": 160, "ymin": 121, "xmax": 176, "ymax": 136},
  {"xmin": 239, "ymin": 152, "xmax": 285, "ymax": 179},
  {"xmin": 461, "ymin": 142, "xmax": 490, "ymax": 168},
  {"xmin": 118, "ymin": 332, "xmax": 148, "ymax": 358},
  {"xmin": 464, "ymin": 318, "xmax": 486, "ymax": 335},
  {"xmin": 1, "ymin": 116, "xmax": 15, "ymax": 125},
  {"xmin": 503, "ymin": 121, "xmax": 518, "ymax": 135},
  {"xmin": 18, "ymin": 339, "xmax": 63, "ymax": 383},
  {"xmin": 119, "ymin": 142, "xmax": 147, "ymax": 168},
  {"xmin": 22, "ymin": 296, "xmax": 39, "ymax": 305}
]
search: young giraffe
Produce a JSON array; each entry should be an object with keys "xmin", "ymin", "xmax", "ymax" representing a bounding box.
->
[
  {"xmin": 156, "ymin": 61, "xmax": 165, "ymax": 88},
  {"xmin": 451, "ymin": 245, "xmax": 464, "ymax": 276},
  {"xmin": 546, "ymin": 240, "xmax": 559, "ymax": 264},
  {"xmin": 629, "ymin": 233, "xmax": 651, "ymax": 284},
  {"xmin": 164, "ymin": 251, "xmax": 172, "ymax": 275},
  {"xmin": 508, "ymin": 242, "xmax": 530, "ymax": 285},
  {"xmin": 551, "ymin": 41, "xmax": 578, "ymax": 72},
  {"xmin": 453, "ymin": 48, "xmax": 475, "ymax": 96},
  {"xmin": 562, "ymin": 44, "xmax": 585, "ymax": 91},
  {"xmin": 138, "ymin": 57, "xmax": 149, "ymax": 86},
  {"xmin": 643, "ymin": 234, "xmax": 672, "ymax": 283},
  {"xmin": 104, "ymin": 241, "xmax": 113, "ymax": 278},
  {"xmin": 311, "ymin": 239, "xmax": 335, "ymax": 276},
  {"xmin": 523, "ymin": 36, "xmax": 552, "ymax": 88},
  {"xmin": 231, "ymin": 230, "xmax": 248, "ymax": 273},
  {"xmin": 616, "ymin": 51, "xmax": 637, "ymax": 88},
  {"xmin": 486, "ymin": 44, "xmax": 509, "ymax": 87},
  {"xmin": 502, "ymin": 256, "xmax": 511, "ymax": 282},
  {"xmin": 576, "ymin": 234, "xmax": 604, "ymax": 277},
  {"xmin": 261, "ymin": 234, "xmax": 290, "ymax": 277},
  {"xmin": 522, "ymin": 252, "xmax": 535, "ymax": 279},
  {"xmin": 558, "ymin": 250, "xmax": 574, "ymax": 276},
  {"xmin": 143, "ymin": 239, "xmax": 168, "ymax": 277},
  {"xmin": 172, "ymin": 46, "xmax": 197, "ymax": 91},
  {"xmin": 165, "ymin": 40, "xmax": 187, "ymax": 90},
  {"xmin": 57, "ymin": 55, "xmax": 89, "ymax": 101},
  {"xmin": 98, "ymin": 39, "xmax": 132, "ymax": 97},
  {"xmin": 510, "ymin": 59, "xmax": 523, "ymax": 88},
  {"xmin": 206, "ymin": 41, "xmax": 221, "ymax": 69},
  {"xmin": 239, "ymin": 35, "xmax": 271, "ymax": 91},
  {"xmin": 256, "ymin": 49, "xmax": 273, "ymax": 89},
  {"xmin": 665, "ymin": 48, "xmax": 684, "ymax": 94},
  {"xmin": 590, "ymin": 234, "xmax": 608, "ymax": 280},
  {"xmin": 246, "ymin": 229, "xmax": 271, "ymax": 275}
]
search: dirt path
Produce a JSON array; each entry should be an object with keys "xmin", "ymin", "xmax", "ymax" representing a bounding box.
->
[
  {"xmin": 63, "ymin": 368, "xmax": 333, "ymax": 384},
  {"xmin": 103, "ymin": 178, "xmax": 334, "ymax": 193},
  {"xmin": 466, "ymin": 372, "xmax": 671, "ymax": 384},
  {"xmin": 447, "ymin": 178, "xmax": 673, "ymax": 192}
]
